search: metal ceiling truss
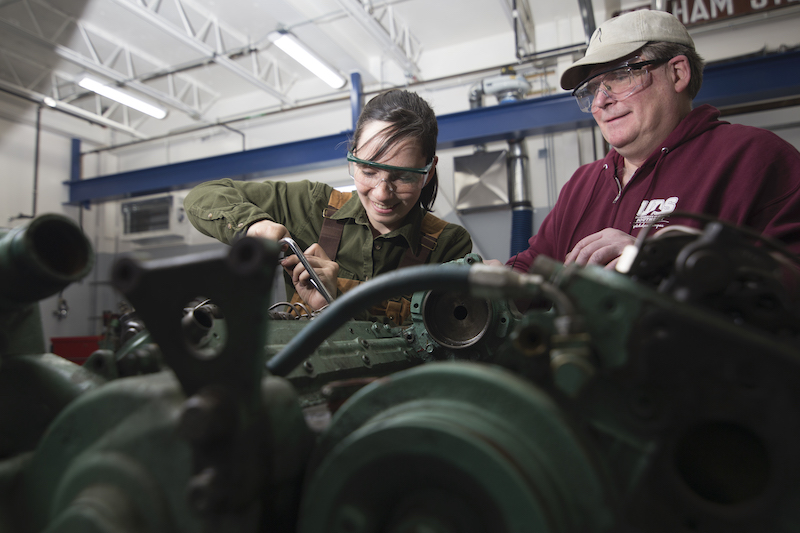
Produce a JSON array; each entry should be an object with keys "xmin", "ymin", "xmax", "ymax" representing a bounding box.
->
[
  {"xmin": 109, "ymin": 0, "xmax": 296, "ymax": 105},
  {"xmin": 0, "ymin": 47, "xmax": 153, "ymax": 136},
  {"xmin": 0, "ymin": 0, "xmax": 223, "ymax": 136},
  {"xmin": 334, "ymin": 0, "xmax": 422, "ymax": 81},
  {"xmin": 0, "ymin": 76, "xmax": 150, "ymax": 139}
]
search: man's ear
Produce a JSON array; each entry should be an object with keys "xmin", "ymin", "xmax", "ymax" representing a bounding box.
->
[{"xmin": 669, "ymin": 55, "xmax": 691, "ymax": 94}]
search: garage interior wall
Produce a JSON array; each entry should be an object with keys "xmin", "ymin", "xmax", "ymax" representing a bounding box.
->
[{"xmin": 1, "ymin": 3, "xmax": 799, "ymax": 346}]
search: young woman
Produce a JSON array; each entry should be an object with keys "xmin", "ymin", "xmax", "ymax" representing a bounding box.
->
[{"xmin": 184, "ymin": 89, "xmax": 472, "ymax": 325}]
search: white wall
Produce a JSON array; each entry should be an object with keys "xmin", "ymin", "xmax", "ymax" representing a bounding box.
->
[{"xmin": 0, "ymin": 93, "xmax": 110, "ymax": 344}]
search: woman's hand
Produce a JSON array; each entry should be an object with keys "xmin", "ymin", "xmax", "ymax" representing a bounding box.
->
[
  {"xmin": 246, "ymin": 219, "xmax": 291, "ymax": 241},
  {"xmin": 281, "ymin": 243, "xmax": 339, "ymax": 311}
]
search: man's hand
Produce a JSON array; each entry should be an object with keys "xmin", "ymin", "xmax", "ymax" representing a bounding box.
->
[
  {"xmin": 281, "ymin": 243, "xmax": 339, "ymax": 311},
  {"xmin": 565, "ymin": 228, "xmax": 635, "ymax": 269},
  {"xmin": 246, "ymin": 219, "xmax": 291, "ymax": 241}
]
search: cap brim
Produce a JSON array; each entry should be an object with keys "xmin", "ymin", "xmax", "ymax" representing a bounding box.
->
[{"xmin": 560, "ymin": 41, "xmax": 647, "ymax": 90}]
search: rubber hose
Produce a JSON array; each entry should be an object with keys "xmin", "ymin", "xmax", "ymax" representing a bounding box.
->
[{"xmin": 267, "ymin": 264, "xmax": 471, "ymax": 376}]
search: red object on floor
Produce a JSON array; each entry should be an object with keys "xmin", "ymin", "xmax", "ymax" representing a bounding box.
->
[{"xmin": 50, "ymin": 335, "xmax": 103, "ymax": 366}]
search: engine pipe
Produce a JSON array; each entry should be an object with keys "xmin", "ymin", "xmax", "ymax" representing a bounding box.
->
[{"xmin": 0, "ymin": 214, "xmax": 94, "ymax": 309}]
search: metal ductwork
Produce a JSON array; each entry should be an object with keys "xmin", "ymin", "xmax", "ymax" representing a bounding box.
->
[{"xmin": 463, "ymin": 70, "xmax": 534, "ymax": 257}]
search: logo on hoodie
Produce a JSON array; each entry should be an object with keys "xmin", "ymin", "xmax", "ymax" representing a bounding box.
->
[{"xmin": 634, "ymin": 197, "xmax": 678, "ymax": 229}]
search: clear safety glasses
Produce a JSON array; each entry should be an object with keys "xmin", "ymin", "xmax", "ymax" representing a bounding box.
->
[
  {"xmin": 572, "ymin": 58, "xmax": 667, "ymax": 113},
  {"xmin": 347, "ymin": 151, "xmax": 433, "ymax": 193}
]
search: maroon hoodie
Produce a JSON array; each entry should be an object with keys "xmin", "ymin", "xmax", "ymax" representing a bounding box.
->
[{"xmin": 508, "ymin": 104, "xmax": 800, "ymax": 272}]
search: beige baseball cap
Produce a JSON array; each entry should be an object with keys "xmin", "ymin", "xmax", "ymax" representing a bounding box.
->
[{"xmin": 561, "ymin": 9, "xmax": 695, "ymax": 90}]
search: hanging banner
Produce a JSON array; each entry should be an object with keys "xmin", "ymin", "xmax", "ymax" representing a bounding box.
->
[{"xmin": 665, "ymin": 0, "xmax": 800, "ymax": 27}]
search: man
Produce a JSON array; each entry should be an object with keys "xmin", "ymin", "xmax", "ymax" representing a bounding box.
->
[{"xmin": 507, "ymin": 9, "xmax": 800, "ymax": 273}]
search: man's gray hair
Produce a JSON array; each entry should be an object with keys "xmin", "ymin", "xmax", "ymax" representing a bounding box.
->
[{"xmin": 642, "ymin": 42, "xmax": 705, "ymax": 100}]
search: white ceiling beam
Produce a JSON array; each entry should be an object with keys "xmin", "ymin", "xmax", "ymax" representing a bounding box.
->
[
  {"xmin": 105, "ymin": 46, "xmax": 125, "ymax": 70},
  {"xmin": 173, "ymin": 0, "xmax": 195, "ymax": 37},
  {"xmin": 333, "ymin": 0, "xmax": 421, "ymax": 80},
  {"xmin": 0, "ymin": 50, "xmax": 23, "ymax": 86},
  {"xmin": 21, "ymin": 0, "xmax": 42, "ymax": 36},
  {"xmin": 78, "ymin": 24, "xmax": 101, "ymax": 64},
  {"xmin": 108, "ymin": 0, "xmax": 295, "ymax": 105}
]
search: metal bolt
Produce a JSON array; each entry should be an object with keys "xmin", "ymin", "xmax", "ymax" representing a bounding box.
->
[
  {"xmin": 360, "ymin": 338, "xmax": 370, "ymax": 349},
  {"xmin": 303, "ymin": 360, "xmax": 314, "ymax": 373},
  {"xmin": 361, "ymin": 354, "xmax": 371, "ymax": 366}
]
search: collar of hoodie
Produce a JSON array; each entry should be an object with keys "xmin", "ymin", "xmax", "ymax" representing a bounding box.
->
[{"xmin": 603, "ymin": 145, "xmax": 671, "ymax": 204}]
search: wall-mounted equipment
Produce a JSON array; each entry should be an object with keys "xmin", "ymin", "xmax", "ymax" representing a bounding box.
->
[
  {"xmin": 469, "ymin": 67, "xmax": 531, "ymax": 109},
  {"xmin": 120, "ymin": 193, "xmax": 190, "ymax": 246}
]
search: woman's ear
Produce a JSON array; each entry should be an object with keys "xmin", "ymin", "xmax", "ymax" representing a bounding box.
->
[{"xmin": 424, "ymin": 155, "xmax": 439, "ymax": 186}]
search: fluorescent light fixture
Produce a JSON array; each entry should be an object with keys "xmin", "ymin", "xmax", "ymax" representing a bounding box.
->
[
  {"xmin": 267, "ymin": 30, "xmax": 347, "ymax": 89},
  {"xmin": 77, "ymin": 75, "xmax": 168, "ymax": 119}
]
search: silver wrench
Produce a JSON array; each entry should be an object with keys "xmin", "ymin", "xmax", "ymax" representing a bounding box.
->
[{"xmin": 278, "ymin": 237, "xmax": 335, "ymax": 305}]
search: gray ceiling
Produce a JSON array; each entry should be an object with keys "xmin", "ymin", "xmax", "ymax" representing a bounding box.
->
[{"xmin": 0, "ymin": 0, "xmax": 590, "ymax": 140}]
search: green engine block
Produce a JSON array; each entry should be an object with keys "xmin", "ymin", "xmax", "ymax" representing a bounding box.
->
[{"xmin": 1, "ymin": 214, "xmax": 799, "ymax": 533}]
